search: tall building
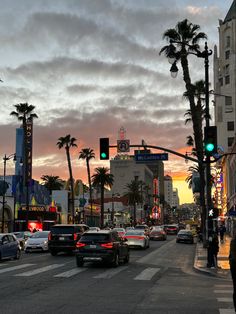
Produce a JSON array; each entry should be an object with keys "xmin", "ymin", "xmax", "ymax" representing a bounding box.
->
[
  {"xmin": 214, "ymin": 0, "xmax": 236, "ymax": 153},
  {"xmin": 164, "ymin": 175, "xmax": 173, "ymax": 207},
  {"xmin": 172, "ymin": 188, "xmax": 180, "ymax": 208}
]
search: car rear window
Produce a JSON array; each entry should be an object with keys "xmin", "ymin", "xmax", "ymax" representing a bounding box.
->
[
  {"xmin": 80, "ymin": 233, "xmax": 110, "ymax": 242},
  {"xmin": 51, "ymin": 226, "xmax": 76, "ymax": 234}
]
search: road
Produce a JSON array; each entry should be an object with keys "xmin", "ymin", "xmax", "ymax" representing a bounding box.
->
[{"xmin": 0, "ymin": 235, "xmax": 234, "ymax": 314}]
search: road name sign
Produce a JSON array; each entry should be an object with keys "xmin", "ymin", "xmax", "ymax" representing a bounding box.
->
[{"xmin": 135, "ymin": 153, "xmax": 168, "ymax": 162}]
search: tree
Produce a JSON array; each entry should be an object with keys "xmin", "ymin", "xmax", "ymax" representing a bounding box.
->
[
  {"xmin": 57, "ymin": 135, "xmax": 77, "ymax": 223},
  {"xmin": 79, "ymin": 148, "xmax": 95, "ymax": 219},
  {"xmin": 124, "ymin": 180, "xmax": 143, "ymax": 225},
  {"xmin": 91, "ymin": 167, "xmax": 113, "ymax": 228},
  {"xmin": 160, "ymin": 19, "xmax": 207, "ymax": 240},
  {"xmin": 40, "ymin": 175, "xmax": 64, "ymax": 195}
]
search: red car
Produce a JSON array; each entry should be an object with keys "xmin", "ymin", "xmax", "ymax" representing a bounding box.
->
[{"xmin": 164, "ymin": 224, "xmax": 178, "ymax": 235}]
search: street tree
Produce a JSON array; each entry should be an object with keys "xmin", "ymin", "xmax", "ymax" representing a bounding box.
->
[
  {"xmin": 57, "ymin": 134, "xmax": 77, "ymax": 223},
  {"xmin": 124, "ymin": 180, "xmax": 143, "ymax": 225},
  {"xmin": 91, "ymin": 167, "xmax": 113, "ymax": 228},
  {"xmin": 40, "ymin": 175, "xmax": 64, "ymax": 195}
]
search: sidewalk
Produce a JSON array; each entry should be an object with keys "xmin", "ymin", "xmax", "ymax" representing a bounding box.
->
[{"xmin": 194, "ymin": 234, "xmax": 231, "ymax": 278}]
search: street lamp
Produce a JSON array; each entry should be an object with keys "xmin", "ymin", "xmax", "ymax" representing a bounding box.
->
[
  {"xmin": 1, "ymin": 153, "xmax": 16, "ymax": 233},
  {"xmin": 111, "ymin": 193, "xmax": 120, "ymax": 226}
]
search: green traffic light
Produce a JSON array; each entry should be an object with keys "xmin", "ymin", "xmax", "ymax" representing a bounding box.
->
[
  {"xmin": 101, "ymin": 152, "xmax": 107, "ymax": 159},
  {"xmin": 205, "ymin": 143, "xmax": 215, "ymax": 152}
]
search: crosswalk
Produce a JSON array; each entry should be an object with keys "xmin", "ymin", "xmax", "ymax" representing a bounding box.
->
[
  {"xmin": 0, "ymin": 261, "xmax": 161, "ymax": 281},
  {"xmin": 214, "ymin": 284, "xmax": 235, "ymax": 314}
]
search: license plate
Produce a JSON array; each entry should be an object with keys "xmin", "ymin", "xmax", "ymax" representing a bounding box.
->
[
  {"xmin": 59, "ymin": 237, "xmax": 65, "ymax": 240},
  {"xmin": 90, "ymin": 245, "xmax": 96, "ymax": 248}
]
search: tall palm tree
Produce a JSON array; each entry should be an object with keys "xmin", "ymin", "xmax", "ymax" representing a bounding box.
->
[
  {"xmin": 79, "ymin": 148, "xmax": 95, "ymax": 219},
  {"xmin": 160, "ymin": 19, "xmax": 207, "ymax": 238},
  {"xmin": 125, "ymin": 180, "xmax": 143, "ymax": 225},
  {"xmin": 91, "ymin": 167, "xmax": 113, "ymax": 228},
  {"xmin": 10, "ymin": 103, "xmax": 38, "ymax": 227},
  {"xmin": 57, "ymin": 135, "xmax": 77, "ymax": 224},
  {"xmin": 40, "ymin": 175, "xmax": 64, "ymax": 195}
]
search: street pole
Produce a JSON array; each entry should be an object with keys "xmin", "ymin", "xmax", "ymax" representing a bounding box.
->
[
  {"xmin": 1, "ymin": 155, "xmax": 7, "ymax": 233},
  {"xmin": 111, "ymin": 194, "xmax": 114, "ymax": 226}
]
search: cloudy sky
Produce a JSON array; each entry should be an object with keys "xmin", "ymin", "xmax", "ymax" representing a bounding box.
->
[{"xmin": 0, "ymin": 0, "xmax": 233, "ymax": 203}]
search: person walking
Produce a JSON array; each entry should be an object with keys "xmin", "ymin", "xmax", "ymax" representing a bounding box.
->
[
  {"xmin": 219, "ymin": 224, "xmax": 226, "ymax": 243},
  {"xmin": 229, "ymin": 229, "xmax": 236, "ymax": 312},
  {"xmin": 207, "ymin": 231, "xmax": 219, "ymax": 268}
]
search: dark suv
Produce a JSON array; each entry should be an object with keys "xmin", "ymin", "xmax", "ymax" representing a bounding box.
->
[
  {"xmin": 48, "ymin": 224, "xmax": 89, "ymax": 256},
  {"xmin": 75, "ymin": 230, "xmax": 129, "ymax": 267}
]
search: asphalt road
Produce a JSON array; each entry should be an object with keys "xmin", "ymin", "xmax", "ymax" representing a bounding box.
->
[{"xmin": 0, "ymin": 236, "xmax": 234, "ymax": 314}]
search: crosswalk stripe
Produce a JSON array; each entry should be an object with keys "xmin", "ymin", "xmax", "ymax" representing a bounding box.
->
[
  {"xmin": 93, "ymin": 266, "xmax": 128, "ymax": 279},
  {"xmin": 214, "ymin": 290, "xmax": 233, "ymax": 294},
  {"xmin": 0, "ymin": 264, "xmax": 34, "ymax": 274},
  {"xmin": 14, "ymin": 264, "xmax": 64, "ymax": 277},
  {"xmin": 217, "ymin": 298, "xmax": 233, "ymax": 303},
  {"xmin": 54, "ymin": 268, "xmax": 87, "ymax": 278},
  {"xmin": 215, "ymin": 285, "xmax": 233, "ymax": 288},
  {"xmin": 134, "ymin": 267, "xmax": 160, "ymax": 280},
  {"xmin": 219, "ymin": 309, "xmax": 235, "ymax": 314}
]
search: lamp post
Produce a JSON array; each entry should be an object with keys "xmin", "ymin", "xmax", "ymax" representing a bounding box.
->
[
  {"xmin": 111, "ymin": 193, "xmax": 120, "ymax": 226},
  {"xmin": 1, "ymin": 153, "xmax": 16, "ymax": 233}
]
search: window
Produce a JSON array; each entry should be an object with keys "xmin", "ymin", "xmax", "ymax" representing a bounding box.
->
[
  {"xmin": 227, "ymin": 121, "xmax": 234, "ymax": 131},
  {"xmin": 225, "ymin": 64, "xmax": 230, "ymax": 75},
  {"xmin": 219, "ymin": 77, "xmax": 223, "ymax": 86},
  {"xmin": 228, "ymin": 137, "xmax": 234, "ymax": 147},
  {"xmin": 226, "ymin": 36, "xmax": 230, "ymax": 47},
  {"xmin": 225, "ymin": 50, "xmax": 230, "ymax": 59},
  {"xmin": 225, "ymin": 96, "xmax": 232, "ymax": 106},
  {"xmin": 225, "ymin": 75, "xmax": 230, "ymax": 84}
]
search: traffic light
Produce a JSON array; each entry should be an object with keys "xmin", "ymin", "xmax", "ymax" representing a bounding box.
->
[
  {"xmin": 99, "ymin": 138, "xmax": 109, "ymax": 160},
  {"xmin": 204, "ymin": 126, "xmax": 217, "ymax": 156}
]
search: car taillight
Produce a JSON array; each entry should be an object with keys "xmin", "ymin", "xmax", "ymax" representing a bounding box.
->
[
  {"xmin": 100, "ymin": 242, "xmax": 113, "ymax": 249},
  {"xmin": 48, "ymin": 232, "xmax": 52, "ymax": 241},
  {"xmin": 74, "ymin": 233, "xmax": 78, "ymax": 241},
  {"xmin": 76, "ymin": 242, "xmax": 86, "ymax": 248}
]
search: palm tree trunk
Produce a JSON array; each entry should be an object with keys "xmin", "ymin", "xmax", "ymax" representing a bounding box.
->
[
  {"xmin": 66, "ymin": 147, "xmax": 75, "ymax": 224},
  {"xmin": 86, "ymin": 158, "xmax": 93, "ymax": 223},
  {"xmin": 100, "ymin": 185, "xmax": 104, "ymax": 228}
]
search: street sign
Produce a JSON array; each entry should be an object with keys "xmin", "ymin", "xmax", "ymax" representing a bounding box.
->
[
  {"xmin": 135, "ymin": 153, "xmax": 168, "ymax": 162},
  {"xmin": 117, "ymin": 140, "xmax": 130, "ymax": 152}
]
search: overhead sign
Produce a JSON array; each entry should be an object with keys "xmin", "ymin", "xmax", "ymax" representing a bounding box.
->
[
  {"xmin": 117, "ymin": 140, "xmax": 130, "ymax": 152},
  {"xmin": 135, "ymin": 153, "xmax": 168, "ymax": 162}
]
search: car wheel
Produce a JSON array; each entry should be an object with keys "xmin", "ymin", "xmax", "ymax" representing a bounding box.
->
[
  {"xmin": 76, "ymin": 257, "xmax": 84, "ymax": 267},
  {"xmin": 111, "ymin": 253, "xmax": 119, "ymax": 267},
  {"xmin": 50, "ymin": 250, "xmax": 57, "ymax": 256},
  {"xmin": 14, "ymin": 249, "xmax": 21, "ymax": 260},
  {"xmin": 124, "ymin": 253, "xmax": 130, "ymax": 264}
]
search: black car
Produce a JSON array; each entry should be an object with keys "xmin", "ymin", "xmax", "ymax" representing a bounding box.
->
[
  {"xmin": 48, "ymin": 224, "xmax": 89, "ymax": 256},
  {"xmin": 176, "ymin": 230, "xmax": 194, "ymax": 244},
  {"xmin": 75, "ymin": 230, "xmax": 130, "ymax": 267}
]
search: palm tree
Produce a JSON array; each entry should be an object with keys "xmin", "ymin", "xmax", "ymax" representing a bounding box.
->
[
  {"xmin": 40, "ymin": 175, "xmax": 64, "ymax": 195},
  {"xmin": 124, "ymin": 180, "xmax": 143, "ymax": 225},
  {"xmin": 91, "ymin": 167, "xmax": 113, "ymax": 228},
  {"xmin": 57, "ymin": 135, "xmax": 77, "ymax": 224},
  {"xmin": 10, "ymin": 103, "xmax": 38, "ymax": 227},
  {"xmin": 79, "ymin": 148, "xmax": 95, "ymax": 219},
  {"xmin": 160, "ymin": 19, "xmax": 207, "ymax": 239}
]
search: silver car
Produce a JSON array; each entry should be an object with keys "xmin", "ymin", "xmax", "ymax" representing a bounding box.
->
[
  {"xmin": 124, "ymin": 230, "xmax": 150, "ymax": 249},
  {"xmin": 25, "ymin": 231, "xmax": 50, "ymax": 253}
]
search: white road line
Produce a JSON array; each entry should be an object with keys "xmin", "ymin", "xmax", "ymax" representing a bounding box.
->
[
  {"xmin": 14, "ymin": 264, "xmax": 64, "ymax": 277},
  {"xmin": 0, "ymin": 264, "xmax": 34, "ymax": 274},
  {"xmin": 54, "ymin": 268, "xmax": 87, "ymax": 278},
  {"xmin": 93, "ymin": 266, "xmax": 128, "ymax": 279},
  {"xmin": 214, "ymin": 290, "xmax": 233, "ymax": 294},
  {"xmin": 215, "ymin": 285, "xmax": 233, "ymax": 288},
  {"xmin": 217, "ymin": 298, "xmax": 233, "ymax": 303},
  {"xmin": 219, "ymin": 309, "xmax": 235, "ymax": 314},
  {"xmin": 134, "ymin": 267, "xmax": 160, "ymax": 281}
]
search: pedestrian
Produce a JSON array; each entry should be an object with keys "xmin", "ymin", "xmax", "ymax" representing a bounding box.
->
[
  {"xmin": 229, "ymin": 228, "xmax": 236, "ymax": 312},
  {"xmin": 207, "ymin": 231, "xmax": 219, "ymax": 268},
  {"xmin": 219, "ymin": 224, "xmax": 226, "ymax": 243}
]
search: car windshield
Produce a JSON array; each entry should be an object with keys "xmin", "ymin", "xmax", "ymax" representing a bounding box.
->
[
  {"xmin": 151, "ymin": 227, "xmax": 163, "ymax": 231},
  {"xmin": 50, "ymin": 226, "xmax": 75, "ymax": 234},
  {"xmin": 14, "ymin": 232, "xmax": 24, "ymax": 238},
  {"xmin": 113, "ymin": 228, "xmax": 125, "ymax": 232},
  {"xmin": 125, "ymin": 230, "xmax": 144, "ymax": 236},
  {"xmin": 31, "ymin": 231, "xmax": 49, "ymax": 238},
  {"xmin": 178, "ymin": 231, "xmax": 192, "ymax": 235},
  {"xmin": 80, "ymin": 234, "xmax": 109, "ymax": 242},
  {"xmin": 135, "ymin": 225, "xmax": 147, "ymax": 229}
]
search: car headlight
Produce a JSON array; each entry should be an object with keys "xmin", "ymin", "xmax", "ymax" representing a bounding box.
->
[{"xmin": 44, "ymin": 240, "xmax": 48, "ymax": 245}]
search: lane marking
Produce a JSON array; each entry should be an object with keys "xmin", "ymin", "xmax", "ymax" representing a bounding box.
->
[
  {"xmin": 214, "ymin": 290, "xmax": 232, "ymax": 294},
  {"xmin": 217, "ymin": 298, "xmax": 233, "ymax": 303},
  {"xmin": 54, "ymin": 268, "xmax": 87, "ymax": 278},
  {"xmin": 219, "ymin": 309, "xmax": 235, "ymax": 314},
  {"xmin": 0, "ymin": 264, "xmax": 34, "ymax": 274},
  {"xmin": 134, "ymin": 267, "xmax": 160, "ymax": 280},
  {"xmin": 94, "ymin": 266, "xmax": 128, "ymax": 279},
  {"xmin": 215, "ymin": 285, "xmax": 233, "ymax": 288},
  {"xmin": 15, "ymin": 264, "xmax": 64, "ymax": 277}
]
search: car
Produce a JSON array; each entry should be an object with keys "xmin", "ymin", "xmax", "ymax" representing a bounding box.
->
[
  {"xmin": 125, "ymin": 226, "xmax": 134, "ymax": 232},
  {"xmin": 124, "ymin": 229, "xmax": 150, "ymax": 249},
  {"xmin": 48, "ymin": 224, "xmax": 90, "ymax": 256},
  {"xmin": 113, "ymin": 228, "xmax": 126, "ymax": 237},
  {"xmin": 0, "ymin": 233, "xmax": 21, "ymax": 261},
  {"xmin": 12, "ymin": 231, "xmax": 32, "ymax": 250},
  {"xmin": 176, "ymin": 230, "xmax": 194, "ymax": 244},
  {"xmin": 25, "ymin": 231, "xmax": 50, "ymax": 253},
  {"xmin": 134, "ymin": 224, "xmax": 150, "ymax": 236},
  {"xmin": 75, "ymin": 229, "xmax": 129, "ymax": 267},
  {"xmin": 89, "ymin": 227, "xmax": 100, "ymax": 231},
  {"xmin": 164, "ymin": 224, "xmax": 178, "ymax": 235},
  {"xmin": 149, "ymin": 226, "xmax": 167, "ymax": 241}
]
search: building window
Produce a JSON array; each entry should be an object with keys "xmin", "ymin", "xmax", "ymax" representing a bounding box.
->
[
  {"xmin": 228, "ymin": 137, "xmax": 234, "ymax": 147},
  {"xmin": 226, "ymin": 36, "xmax": 230, "ymax": 47},
  {"xmin": 225, "ymin": 96, "xmax": 232, "ymax": 106},
  {"xmin": 225, "ymin": 50, "xmax": 230, "ymax": 59},
  {"xmin": 227, "ymin": 121, "xmax": 234, "ymax": 131},
  {"xmin": 219, "ymin": 77, "xmax": 223, "ymax": 86},
  {"xmin": 225, "ymin": 75, "xmax": 230, "ymax": 84},
  {"xmin": 225, "ymin": 64, "xmax": 230, "ymax": 75}
]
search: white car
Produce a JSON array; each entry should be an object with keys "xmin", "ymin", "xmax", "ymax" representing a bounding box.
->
[{"xmin": 25, "ymin": 231, "xmax": 50, "ymax": 253}]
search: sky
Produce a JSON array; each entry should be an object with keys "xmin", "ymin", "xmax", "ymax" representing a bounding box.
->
[{"xmin": 0, "ymin": 0, "xmax": 233, "ymax": 204}]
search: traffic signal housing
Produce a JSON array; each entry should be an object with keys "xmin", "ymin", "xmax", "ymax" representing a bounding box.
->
[
  {"xmin": 100, "ymin": 138, "xmax": 109, "ymax": 160},
  {"xmin": 204, "ymin": 126, "xmax": 217, "ymax": 156}
]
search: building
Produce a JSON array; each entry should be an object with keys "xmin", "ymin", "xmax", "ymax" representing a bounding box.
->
[
  {"xmin": 172, "ymin": 188, "xmax": 180, "ymax": 208},
  {"xmin": 164, "ymin": 175, "xmax": 173, "ymax": 207}
]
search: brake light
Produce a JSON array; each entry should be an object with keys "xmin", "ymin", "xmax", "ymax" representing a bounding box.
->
[
  {"xmin": 48, "ymin": 232, "xmax": 52, "ymax": 241},
  {"xmin": 76, "ymin": 242, "xmax": 86, "ymax": 248},
  {"xmin": 125, "ymin": 236, "xmax": 144, "ymax": 240},
  {"xmin": 74, "ymin": 233, "xmax": 78, "ymax": 241},
  {"xmin": 101, "ymin": 242, "xmax": 113, "ymax": 249}
]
